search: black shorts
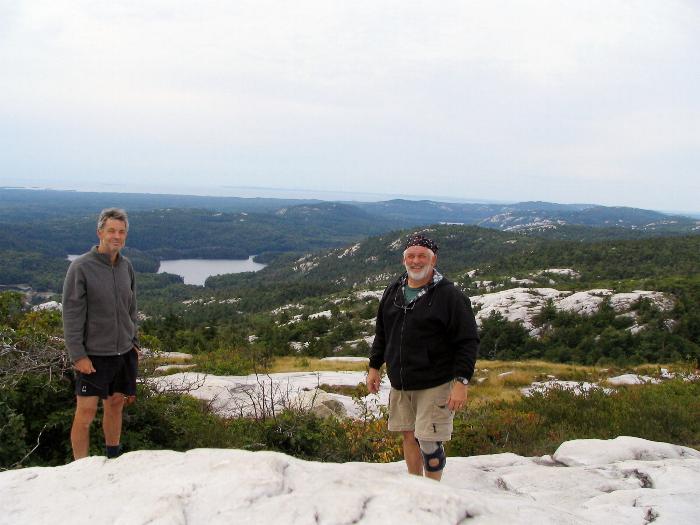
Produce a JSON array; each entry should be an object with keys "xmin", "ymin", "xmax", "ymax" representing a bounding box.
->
[{"xmin": 74, "ymin": 349, "xmax": 138, "ymax": 399}]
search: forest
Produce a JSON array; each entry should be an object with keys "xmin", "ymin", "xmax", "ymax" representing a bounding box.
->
[
  {"xmin": 1, "ymin": 190, "xmax": 699, "ymax": 469},
  {"xmin": 1, "ymin": 189, "xmax": 699, "ymax": 368}
]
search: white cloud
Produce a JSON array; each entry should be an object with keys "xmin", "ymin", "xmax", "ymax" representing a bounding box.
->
[{"xmin": 1, "ymin": 1, "xmax": 699, "ymax": 211}]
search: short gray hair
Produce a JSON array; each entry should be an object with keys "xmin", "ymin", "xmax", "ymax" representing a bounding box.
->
[{"xmin": 97, "ymin": 208, "xmax": 129, "ymax": 231}]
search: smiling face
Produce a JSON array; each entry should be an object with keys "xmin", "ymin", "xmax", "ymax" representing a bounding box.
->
[
  {"xmin": 403, "ymin": 245, "xmax": 437, "ymax": 287},
  {"xmin": 97, "ymin": 218, "xmax": 128, "ymax": 258}
]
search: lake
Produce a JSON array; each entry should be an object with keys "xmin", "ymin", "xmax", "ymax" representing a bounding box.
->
[
  {"xmin": 158, "ymin": 257, "xmax": 266, "ymax": 285},
  {"xmin": 67, "ymin": 255, "xmax": 266, "ymax": 286}
]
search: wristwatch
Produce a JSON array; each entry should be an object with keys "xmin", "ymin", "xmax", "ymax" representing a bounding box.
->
[{"xmin": 455, "ymin": 376, "xmax": 469, "ymax": 385}]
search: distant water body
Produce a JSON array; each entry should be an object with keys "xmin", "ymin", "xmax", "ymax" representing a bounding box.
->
[
  {"xmin": 66, "ymin": 255, "xmax": 266, "ymax": 286},
  {"xmin": 158, "ymin": 257, "xmax": 266, "ymax": 286}
]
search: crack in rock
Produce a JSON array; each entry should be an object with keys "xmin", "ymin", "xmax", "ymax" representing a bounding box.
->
[
  {"xmin": 532, "ymin": 456, "xmax": 558, "ymax": 467},
  {"xmin": 280, "ymin": 463, "xmax": 292, "ymax": 495},
  {"xmin": 624, "ymin": 468, "xmax": 654, "ymax": 489},
  {"xmin": 495, "ymin": 477, "xmax": 510, "ymax": 491},
  {"xmin": 456, "ymin": 509, "xmax": 475, "ymax": 523},
  {"xmin": 643, "ymin": 507, "xmax": 659, "ymax": 523},
  {"xmin": 242, "ymin": 461, "xmax": 293, "ymax": 507},
  {"xmin": 494, "ymin": 476, "xmax": 532, "ymax": 499},
  {"xmin": 349, "ymin": 496, "xmax": 373, "ymax": 524}
]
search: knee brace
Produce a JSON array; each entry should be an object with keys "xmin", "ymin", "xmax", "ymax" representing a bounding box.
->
[{"xmin": 417, "ymin": 439, "xmax": 446, "ymax": 472}]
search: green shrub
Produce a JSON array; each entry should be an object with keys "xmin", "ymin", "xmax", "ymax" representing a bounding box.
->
[
  {"xmin": 193, "ymin": 348, "xmax": 254, "ymax": 376},
  {"xmin": 0, "ymin": 372, "xmax": 76, "ymax": 468},
  {"xmin": 448, "ymin": 380, "xmax": 700, "ymax": 458},
  {"xmin": 0, "ymin": 402, "xmax": 27, "ymax": 467},
  {"xmin": 0, "ymin": 291, "xmax": 24, "ymax": 328},
  {"xmin": 449, "ymin": 402, "xmax": 544, "ymax": 457},
  {"xmin": 121, "ymin": 387, "xmax": 234, "ymax": 452}
]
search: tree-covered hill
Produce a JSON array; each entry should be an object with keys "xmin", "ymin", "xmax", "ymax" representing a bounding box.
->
[
  {"xmin": 1, "ymin": 189, "xmax": 698, "ymax": 295},
  {"xmin": 0, "ymin": 188, "xmax": 319, "ymax": 221},
  {"xmin": 489, "ymin": 235, "xmax": 700, "ymax": 283},
  {"xmin": 354, "ymin": 199, "xmax": 699, "ymax": 233},
  {"xmin": 207, "ymin": 224, "xmax": 700, "ymax": 293},
  {"xmin": 0, "ymin": 200, "xmax": 400, "ymax": 257},
  {"xmin": 0, "ymin": 204, "xmax": 402, "ymax": 288},
  {"xmin": 3, "ymin": 221, "xmax": 698, "ymax": 371},
  {"xmin": 3, "ymin": 188, "xmax": 698, "ymax": 234}
]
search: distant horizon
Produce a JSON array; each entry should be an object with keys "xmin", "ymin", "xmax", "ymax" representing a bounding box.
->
[
  {"xmin": 3, "ymin": 183, "xmax": 699, "ymax": 218},
  {"xmin": 4, "ymin": 3, "xmax": 699, "ymax": 215},
  {"xmin": 2, "ymin": 181, "xmax": 506, "ymax": 205}
]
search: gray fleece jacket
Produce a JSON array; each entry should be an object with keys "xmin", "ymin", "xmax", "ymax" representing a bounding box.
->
[{"xmin": 62, "ymin": 246, "xmax": 138, "ymax": 362}]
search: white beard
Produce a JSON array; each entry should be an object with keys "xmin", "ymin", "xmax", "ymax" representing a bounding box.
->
[{"xmin": 406, "ymin": 265, "xmax": 432, "ymax": 282}]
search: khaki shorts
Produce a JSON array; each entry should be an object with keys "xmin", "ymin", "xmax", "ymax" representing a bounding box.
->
[{"xmin": 388, "ymin": 381, "xmax": 454, "ymax": 442}]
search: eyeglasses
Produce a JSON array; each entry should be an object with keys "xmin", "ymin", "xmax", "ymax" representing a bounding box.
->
[{"xmin": 392, "ymin": 287, "xmax": 416, "ymax": 312}]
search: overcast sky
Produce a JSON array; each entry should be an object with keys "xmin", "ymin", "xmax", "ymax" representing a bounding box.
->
[{"xmin": 1, "ymin": 1, "xmax": 699, "ymax": 212}]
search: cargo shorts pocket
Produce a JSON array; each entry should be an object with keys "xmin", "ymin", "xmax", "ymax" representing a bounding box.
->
[
  {"xmin": 428, "ymin": 393, "xmax": 454, "ymax": 439},
  {"xmin": 431, "ymin": 400, "xmax": 453, "ymax": 424}
]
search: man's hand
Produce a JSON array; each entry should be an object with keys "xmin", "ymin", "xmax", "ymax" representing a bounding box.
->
[
  {"xmin": 73, "ymin": 357, "xmax": 96, "ymax": 374},
  {"xmin": 447, "ymin": 381, "xmax": 468, "ymax": 411},
  {"xmin": 366, "ymin": 367, "xmax": 381, "ymax": 394}
]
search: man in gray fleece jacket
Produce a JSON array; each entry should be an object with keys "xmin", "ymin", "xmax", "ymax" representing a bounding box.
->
[{"xmin": 63, "ymin": 208, "xmax": 139, "ymax": 460}]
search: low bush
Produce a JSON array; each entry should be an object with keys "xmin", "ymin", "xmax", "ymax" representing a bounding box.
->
[
  {"xmin": 193, "ymin": 348, "xmax": 254, "ymax": 376},
  {"xmin": 449, "ymin": 379, "xmax": 700, "ymax": 457},
  {"xmin": 487, "ymin": 371, "xmax": 535, "ymax": 387},
  {"xmin": 3, "ymin": 302, "xmax": 698, "ymax": 469},
  {"xmin": 121, "ymin": 387, "xmax": 237, "ymax": 453},
  {"xmin": 5, "ymin": 374, "xmax": 699, "ymax": 469},
  {"xmin": 0, "ymin": 371, "xmax": 77, "ymax": 468}
]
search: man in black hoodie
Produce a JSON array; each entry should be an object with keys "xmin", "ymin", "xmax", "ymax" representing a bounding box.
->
[{"xmin": 367, "ymin": 234, "xmax": 479, "ymax": 481}]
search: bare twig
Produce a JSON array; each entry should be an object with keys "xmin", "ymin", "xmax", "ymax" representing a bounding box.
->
[
  {"xmin": 0, "ymin": 330, "xmax": 72, "ymax": 389},
  {"xmin": 224, "ymin": 371, "xmax": 325, "ymax": 421},
  {"xmin": 146, "ymin": 373, "xmax": 207, "ymax": 395},
  {"xmin": 6, "ymin": 424, "xmax": 48, "ymax": 471}
]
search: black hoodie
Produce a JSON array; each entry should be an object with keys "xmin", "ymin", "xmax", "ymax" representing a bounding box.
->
[{"xmin": 369, "ymin": 273, "xmax": 479, "ymax": 390}]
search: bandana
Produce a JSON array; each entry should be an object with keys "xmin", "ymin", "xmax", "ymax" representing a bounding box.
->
[{"xmin": 404, "ymin": 234, "xmax": 438, "ymax": 254}]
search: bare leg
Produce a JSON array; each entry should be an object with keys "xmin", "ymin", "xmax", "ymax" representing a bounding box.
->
[
  {"xmin": 71, "ymin": 396, "xmax": 99, "ymax": 460},
  {"xmin": 102, "ymin": 394, "xmax": 125, "ymax": 447},
  {"xmin": 425, "ymin": 463, "xmax": 443, "ymax": 482},
  {"xmin": 402, "ymin": 431, "xmax": 423, "ymax": 476}
]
